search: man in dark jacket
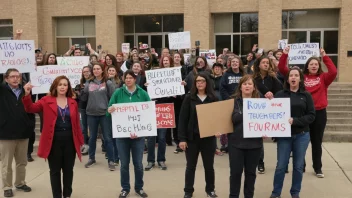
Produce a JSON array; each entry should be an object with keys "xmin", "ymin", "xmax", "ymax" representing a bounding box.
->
[{"xmin": 0, "ymin": 68, "xmax": 33, "ymax": 197}]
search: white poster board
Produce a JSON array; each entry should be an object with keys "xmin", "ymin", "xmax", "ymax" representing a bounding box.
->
[
  {"xmin": 278, "ymin": 39, "xmax": 288, "ymax": 50},
  {"xmin": 168, "ymin": 31, "xmax": 191, "ymax": 50},
  {"xmin": 111, "ymin": 101, "xmax": 157, "ymax": 138},
  {"xmin": 200, "ymin": 49, "xmax": 216, "ymax": 67},
  {"xmin": 288, "ymin": 43, "xmax": 320, "ymax": 65},
  {"xmin": 0, "ymin": 40, "xmax": 36, "ymax": 73},
  {"xmin": 122, "ymin": 43, "xmax": 130, "ymax": 53},
  {"xmin": 243, "ymin": 98, "xmax": 291, "ymax": 138},
  {"xmin": 56, "ymin": 56, "xmax": 90, "ymax": 67},
  {"xmin": 30, "ymin": 65, "xmax": 82, "ymax": 94},
  {"xmin": 145, "ymin": 67, "xmax": 185, "ymax": 99}
]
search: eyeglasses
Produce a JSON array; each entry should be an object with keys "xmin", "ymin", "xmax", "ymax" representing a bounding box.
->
[{"xmin": 8, "ymin": 75, "xmax": 20, "ymax": 79}]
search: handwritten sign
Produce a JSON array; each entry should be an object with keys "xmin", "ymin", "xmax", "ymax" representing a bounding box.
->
[
  {"xmin": 56, "ymin": 56, "xmax": 90, "ymax": 67},
  {"xmin": 278, "ymin": 39, "xmax": 288, "ymax": 50},
  {"xmin": 0, "ymin": 40, "xmax": 35, "ymax": 73},
  {"xmin": 288, "ymin": 43, "xmax": 320, "ymax": 65},
  {"xmin": 200, "ymin": 49, "xmax": 216, "ymax": 67},
  {"xmin": 243, "ymin": 98, "xmax": 291, "ymax": 138},
  {"xmin": 145, "ymin": 67, "xmax": 185, "ymax": 99},
  {"xmin": 156, "ymin": 103, "xmax": 175, "ymax": 128},
  {"xmin": 122, "ymin": 43, "xmax": 130, "ymax": 54},
  {"xmin": 30, "ymin": 65, "xmax": 82, "ymax": 94},
  {"xmin": 111, "ymin": 101, "xmax": 157, "ymax": 138},
  {"xmin": 168, "ymin": 31, "xmax": 191, "ymax": 50}
]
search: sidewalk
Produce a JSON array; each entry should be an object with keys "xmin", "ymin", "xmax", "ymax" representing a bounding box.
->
[{"xmin": 2, "ymin": 142, "xmax": 352, "ymax": 198}]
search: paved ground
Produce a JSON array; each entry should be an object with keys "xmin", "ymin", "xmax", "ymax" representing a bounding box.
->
[{"xmin": 2, "ymin": 142, "xmax": 352, "ymax": 198}]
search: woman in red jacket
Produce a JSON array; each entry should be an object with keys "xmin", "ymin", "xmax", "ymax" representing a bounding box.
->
[
  {"xmin": 278, "ymin": 47, "xmax": 337, "ymax": 178},
  {"xmin": 22, "ymin": 75, "xmax": 84, "ymax": 198}
]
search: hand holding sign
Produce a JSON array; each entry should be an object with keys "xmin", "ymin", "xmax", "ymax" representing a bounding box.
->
[
  {"xmin": 288, "ymin": 118, "xmax": 293, "ymax": 125},
  {"xmin": 320, "ymin": 48, "xmax": 326, "ymax": 57},
  {"xmin": 108, "ymin": 106, "xmax": 116, "ymax": 113},
  {"xmin": 283, "ymin": 46, "xmax": 290, "ymax": 54},
  {"xmin": 130, "ymin": 133, "xmax": 138, "ymax": 139},
  {"xmin": 264, "ymin": 92, "xmax": 274, "ymax": 100},
  {"xmin": 24, "ymin": 82, "xmax": 34, "ymax": 96}
]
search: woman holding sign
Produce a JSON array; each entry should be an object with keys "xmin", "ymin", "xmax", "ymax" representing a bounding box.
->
[
  {"xmin": 270, "ymin": 68, "xmax": 315, "ymax": 198},
  {"xmin": 228, "ymin": 75, "xmax": 263, "ymax": 198},
  {"xmin": 278, "ymin": 47, "xmax": 337, "ymax": 178},
  {"xmin": 178, "ymin": 72, "xmax": 219, "ymax": 198},
  {"xmin": 107, "ymin": 70, "xmax": 151, "ymax": 198},
  {"xmin": 22, "ymin": 76, "xmax": 84, "ymax": 198}
]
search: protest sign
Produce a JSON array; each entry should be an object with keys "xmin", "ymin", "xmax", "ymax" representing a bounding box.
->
[
  {"xmin": 243, "ymin": 98, "xmax": 291, "ymax": 138},
  {"xmin": 30, "ymin": 65, "xmax": 82, "ymax": 94},
  {"xmin": 122, "ymin": 43, "xmax": 130, "ymax": 53},
  {"xmin": 200, "ymin": 49, "xmax": 216, "ymax": 67},
  {"xmin": 0, "ymin": 40, "xmax": 35, "ymax": 73},
  {"xmin": 168, "ymin": 31, "xmax": 191, "ymax": 50},
  {"xmin": 288, "ymin": 43, "xmax": 320, "ymax": 65},
  {"xmin": 183, "ymin": 54, "xmax": 191, "ymax": 65},
  {"xmin": 56, "ymin": 56, "xmax": 90, "ymax": 67},
  {"xmin": 278, "ymin": 39, "xmax": 288, "ymax": 50},
  {"xmin": 156, "ymin": 103, "xmax": 175, "ymax": 128},
  {"xmin": 145, "ymin": 67, "xmax": 185, "ymax": 99},
  {"xmin": 197, "ymin": 99, "xmax": 234, "ymax": 138},
  {"xmin": 111, "ymin": 101, "xmax": 157, "ymax": 138}
]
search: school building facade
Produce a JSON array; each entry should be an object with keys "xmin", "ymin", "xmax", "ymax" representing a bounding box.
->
[{"xmin": 0, "ymin": 0, "xmax": 351, "ymax": 81}]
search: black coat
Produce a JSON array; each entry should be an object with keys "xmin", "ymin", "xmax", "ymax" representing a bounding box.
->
[
  {"xmin": 228, "ymin": 98, "xmax": 263, "ymax": 149},
  {"xmin": 254, "ymin": 75, "xmax": 283, "ymax": 96},
  {"xmin": 178, "ymin": 93, "xmax": 217, "ymax": 142},
  {"xmin": 275, "ymin": 88, "xmax": 316, "ymax": 135},
  {"xmin": 0, "ymin": 84, "xmax": 34, "ymax": 140}
]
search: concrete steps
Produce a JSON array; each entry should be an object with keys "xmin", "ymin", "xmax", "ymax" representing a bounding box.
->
[{"xmin": 327, "ymin": 105, "xmax": 352, "ymax": 111}]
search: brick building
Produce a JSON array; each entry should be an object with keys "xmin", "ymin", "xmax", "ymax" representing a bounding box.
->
[{"xmin": 0, "ymin": 0, "xmax": 351, "ymax": 81}]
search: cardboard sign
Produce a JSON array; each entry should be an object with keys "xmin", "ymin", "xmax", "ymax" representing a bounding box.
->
[
  {"xmin": 111, "ymin": 101, "xmax": 157, "ymax": 138},
  {"xmin": 200, "ymin": 49, "xmax": 216, "ymax": 67},
  {"xmin": 0, "ymin": 40, "xmax": 36, "ymax": 73},
  {"xmin": 122, "ymin": 43, "xmax": 130, "ymax": 53},
  {"xmin": 196, "ymin": 99, "xmax": 234, "ymax": 138},
  {"xmin": 168, "ymin": 31, "xmax": 191, "ymax": 50},
  {"xmin": 278, "ymin": 39, "xmax": 288, "ymax": 50},
  {"xmin": 56, "ymin": 56, "xmax": 90, "ymax": 67},
  {"xmin": 30, "ymin": 65, "xmax": 82, "ymax": 94},
  {"xmin": 243, "ymin": 98, "xmax": 291, "ymax": 138},
  {"xmin": 145, "ymin": 67, "xmax": 185, "ymax": 99},
  {"xmin": 288, "ymin": 43, "xmax": 320, "ymax": 65},
  {"xmin": 156, "ymin": 103, "xmax": 175, "ymax": 128}
]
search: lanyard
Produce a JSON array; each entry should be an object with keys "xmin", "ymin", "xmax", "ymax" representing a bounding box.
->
[{"xmin": 58, "ymin": 105, "xmax": 68, "ymax": 123}]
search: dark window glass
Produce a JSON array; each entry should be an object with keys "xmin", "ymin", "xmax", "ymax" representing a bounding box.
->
[
  {"xmin": 151, "ymin": 35, "xmax": 163, "ymax": 55},
  {"xmin": 124, "ymin": 35, "xmax": 135, "ymax": 48},
  {"xmin": 56, "ymin": 38, "xmax": 70, "ymax": 56},
  {"xmin": 310, "ymin": 31, "xmax": 321, "ymax": 44},
  {"xmin": 215, "ymin": 35, "xmax": 231, "ymax": 56},
  {"xmin": 0, "ymin": 26, "xmax": 13, "ymax": 37},
  {"xmin": 135, "ymin": 15, "xmax": 162, "ymax": 33},
  {"xmin": 165, "ymin": 35, "xmax": 169, "ymax": 49},
  {"xmin": 163, "ymin": 15, "xmax": 184, "ymax": 32},
  {"xmin": 233, "ymin": 13, "xmax": 240, "ymax": 33},
  {"xmin": 324, "ymin": 31, "xmax": 338, "ymax": 54},
  {"xmin": 282, "ymin": 31, "xmax": 288, "ymax": 39},
  {"xmin": 137, "ymin": 35, "xmax": 148, "ymax": 46},
  {"xmin": 124, "ymin": 16, "xmax": 134, "ymax": 33},
  {"xmin": 288, "ymin": 31, "xmax": 307, "ymax": 43},
  {"xmin": 241, "ymin": 34, "xmax": 258, "ymax": 55},
  {"xmin": 241, "ymin": 13, "xmax": 258, "ymax": 32},
  {"xmin": 282, "ymin": 11, "xmax": 288, "ymax": 29},
  {"xmin": 0, "ymin": 19, "xmax": 12, "ymax": 25},
  {"xmin": 232, "ymin": 35, "xmax": 240, "ymax": 55}
]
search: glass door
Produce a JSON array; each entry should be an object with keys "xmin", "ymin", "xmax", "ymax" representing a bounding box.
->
[
  {"xmin": 288, "ymin": 31, "xmax": 307, "ymax": 43},
  {"xmin": 136, "ymin": 35, "xmax": 148, "ymax": 48},
  {"xmin": 151, "ymin": 35, "xmax": 163, "ymax": 56}
]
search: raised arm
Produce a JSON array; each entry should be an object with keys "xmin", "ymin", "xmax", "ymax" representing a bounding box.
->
[
  {"xmin": 278, "ymin": 46, "xmax": 290, "ymax": 77},
  {"xmin": 22, "ymin": 94, "xmax": 44, "ymax": 114},
  {"xmin": 320, "ymin": 48, "xmax": 337, "ymax": 86},
  {"xmin": 64, "ymin": 45, "xmax": 75, "ymax": 56}
]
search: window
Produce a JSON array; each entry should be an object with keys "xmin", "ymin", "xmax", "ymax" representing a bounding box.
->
[
  {"xmin": 282, "ymin": 9, "xmax": 339, "ymax": 69},
  {"xmin": 123, "ymin": 15, "xmax": 184, "ymax": 55},
  {"xmin": 0, "ymin": 19, "xmax": 13, "ymax": 40},
  {"xmin": 214, "ymin": 13, "xmax": 258, "ymax": 56},
  {"xmin": 56, "ymin": 16, "xmax": 96, "ymax": 55}
]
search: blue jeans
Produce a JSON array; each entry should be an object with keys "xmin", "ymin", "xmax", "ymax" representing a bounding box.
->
[
  {"xmin": 79, "ymin": 109, "xmax": 89, "ymax": 144},
  {"xmin": 87, "ymin": 115, "xmax": 114, "ymax": 162},
  {"xmin": 116, "ymin": 137, "xmax": 145, "ymax": 192},
  {"xmin": 272, "ymin": 132, "xmax": 310, "ymax": 197},
  {"xmin": 147, "ymin": 128, "xmax": 167, "ymax": 163}
]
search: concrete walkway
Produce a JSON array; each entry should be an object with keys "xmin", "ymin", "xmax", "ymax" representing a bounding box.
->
[{"xmin": 2, "ymin": 142, "xmax": 352, "ymax": 198}]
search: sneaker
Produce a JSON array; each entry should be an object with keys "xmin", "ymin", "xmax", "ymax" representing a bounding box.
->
[
  {"xmin": 4, "ymin": 189, "xmax": 13, "ymax": 197},
  {"xmin": 206, "ymin": 191, "xmax": 218, "ymax": 197},
  {"xmin": 315, "ymin": 170, "xmax": 324, "ymax": 178},
  {"xmin": 85, "ymin": 159, "xmax": 96, "ymax": 168},
  {"xmin": 15, "ymin": 185, "xmax": 31, "ymax": 192},
  {"xmin": 81, "ymin": 144, "xmax": 89, "ymax": 155},
  {"xmin": 119, "ymin": 190, "xmax": 130, "ymax": 198},
  {"xmin": 174, "ymin": 147, "xmax": 183, "ymax": 154},
  {"xmin": 258, "ymin": 163, "xmax": 265, "ymax": 174},
  {"xmin": 270, "ymin": 196, "xmax": 281, "ymax": 198},
  {"xmin": 135, "ymin": 190, "xmax": 148, "ymax": 197},
  {"xmin": 158, "ymin": 161, "xmax": 167, "ymax": 170},
  {"xmin": 27, "ymin": 154, "xmax": 34, "ymax": 162},
  {"xmin": 145, "ymin": 162, "xmax": 155, "ymax": 171},
  {"xmin": 109, "ymin": 161, "xmax": 116, "ymax": 171},
  {"xmin": 184, "ymin": 194, "xmax": 192, "ymax": 198}
]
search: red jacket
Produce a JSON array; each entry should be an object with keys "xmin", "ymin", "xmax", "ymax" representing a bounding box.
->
[
  {"xmin": 278, "ymin": 53, "xmax": 337, "ymax": 110},
  {"xmin": 22, "ymin": 95, "xmax": 84, "ymax": 161}
]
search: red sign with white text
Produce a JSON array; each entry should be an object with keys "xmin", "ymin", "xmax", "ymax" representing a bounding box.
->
[{"xmin": 156, "ymin": 103, "xmax": 175, "ymax": 128}]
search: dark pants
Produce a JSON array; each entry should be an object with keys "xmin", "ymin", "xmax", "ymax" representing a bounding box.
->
[
  {"xmin": 166, "ymin": 128, "xmax": 172, "ymax": 145},
  {"xmin": 259, "ymin": 146, "xmax": 264, "ymax": 165},
  {"xmin": 309, "ymin": 109, "xmax": 327, "ymax": 172},
  {"xmin": 184, "ymin": 135, "xmax": 216, "ymax": 194},
  {"xmin": 147, "ymin": 128, "xmax": 167, "ymax": 163},
  {"xmin": 79, "ymin": 109, "xmax": 89, "ymax": 144},
  {"xmin": 27, "ymin": 113, "xmax": 36, "ymax": 155},
  {"xmin": 48, "ymin": 135, "xmax": 76, "ymax": 198},
  {"xmin": 229, "ymin": 147, "xmax": 261, "ymax": 198},
  {"xmin": 116, "ymin": 137, "xmax": 145, "ymax": 192}
]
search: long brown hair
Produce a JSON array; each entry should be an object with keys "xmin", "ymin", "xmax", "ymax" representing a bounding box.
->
[
  {"xmin": 228, "ymin": 56, "xmax": 246, "ymax": 75},
  {"xmin": 192, "ymin": 56, "xmax": 210, "ymax": 74},
  {"xmin": 253, "ymin": 56, "xmax": 277, "ymax": 79},
  {"xmin": 159, "ymin": 56, "xmax": 174, "ymax": 68},
  {"xmin": 80, "ymin": 66, "xmax": 91, "ymax": 87},
  {"xmin": 49, "ymin": 75, "xmax": 74, "ymax": 97},
  {"xmin": 90, "ymin": 62, "xmax": 107, "ymax": 82},
  {"xmin": 303, "ymin": 57, "xmax": 323, "ymax": 75},
  {"xmin": 232, "ymin": 75, "xmax": 260, "ymax": 99},
  {"xmin": 107, "ymin": 65, "xmax": 121, "ymax": 85}
]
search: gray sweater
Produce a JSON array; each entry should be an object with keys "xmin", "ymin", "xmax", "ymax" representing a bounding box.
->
[{"xmin": 80, "ymin": 79, "xmax": 115, "ymax": 116}]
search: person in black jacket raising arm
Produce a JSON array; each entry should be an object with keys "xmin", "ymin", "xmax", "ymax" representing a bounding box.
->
[
  {"xmin": 178, "ymin": 72, "xmax": 219, "ymax": 198},
  {"xmin": 270, "ymin": 68, "xmax": 315, "ymax": 198}
]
